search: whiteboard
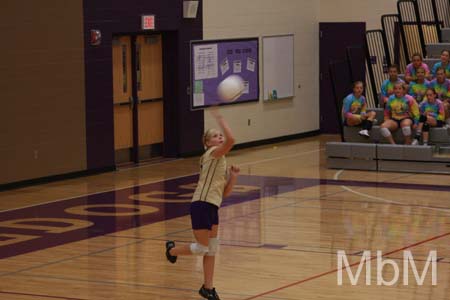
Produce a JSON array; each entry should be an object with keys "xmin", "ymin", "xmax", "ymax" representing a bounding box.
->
[{"xmin": 262, "ymin": 34, "xmax": 294, "ymax": 100}]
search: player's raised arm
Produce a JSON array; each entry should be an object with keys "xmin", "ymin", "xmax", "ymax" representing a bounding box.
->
[{"xmin": 209, "ymin": 108, "xmax": 235, "ymax": 158}]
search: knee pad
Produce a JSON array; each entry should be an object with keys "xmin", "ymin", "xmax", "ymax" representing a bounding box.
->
[
  {"xmin": 380, "ymin": 127, "xmax": 392, "ymax": 137},
  {"xmin": 402, "ymin": 126, "xmax": 412, "ymax": 136},
  {"xmin": 190, "ymin": 243, "xmax": 209, "ymax": 256},
  {"xmin": 423, "ymin": 123, "xmax": 430, "ymax": 132},
  {"xmin": 206, "ymin": 238, "xmax": 219, "ymax": 256},
  {"xmin": 419, "ymin": 115, "xmax": 427, "ymax": 123}
]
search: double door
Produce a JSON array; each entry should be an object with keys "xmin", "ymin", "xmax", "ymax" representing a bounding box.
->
[{"xmin": 113, "ymin": 34, "xmax": 164, "ymax": 164}]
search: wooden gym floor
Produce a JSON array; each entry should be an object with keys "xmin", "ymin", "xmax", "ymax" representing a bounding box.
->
[{"xmin": 0, "ymin": 135, "xmax": 449, "ymax": 299}]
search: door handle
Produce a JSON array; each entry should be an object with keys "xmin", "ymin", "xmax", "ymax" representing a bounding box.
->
[{"xmin": 129, "ymin": 96, "xmax": 134, "ymax": 110}]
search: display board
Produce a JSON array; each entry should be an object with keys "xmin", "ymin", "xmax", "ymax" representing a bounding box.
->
[
  {"xmin": 191, "ymin": 38, "xmax": 259, "ymax": 109},
  {"xmin": 262, "ymin": 34, "xmax": 294, "ymax": 100}
]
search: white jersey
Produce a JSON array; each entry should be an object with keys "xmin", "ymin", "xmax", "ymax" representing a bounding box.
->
[{"xmin": 192, "ymin": 146, "xmax": 227, "ymax": 207}]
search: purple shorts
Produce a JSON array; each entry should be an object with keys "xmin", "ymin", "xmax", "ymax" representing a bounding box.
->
[{"xmin": 190, "ymin": 201, "xmax": 219, "ymax": 230}]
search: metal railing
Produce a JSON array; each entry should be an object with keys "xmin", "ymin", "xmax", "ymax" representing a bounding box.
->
[
  {"xmin": 365, "ymin": 30, "xmax": 391, "ymax": 108},
  {"xmin": 417, "ymin": 0, "xmax": 441, "ymax": 43},
  {"xmin": 382, "ymin": 14, "xmax": 408, "ymax": 71},
  {"xmin": 398, "ymin": 0, "xmax": 427, "ymax": 60},
  {"xmin": 434, "ymin": 0, "xmax": 450, "ymax": 29}
]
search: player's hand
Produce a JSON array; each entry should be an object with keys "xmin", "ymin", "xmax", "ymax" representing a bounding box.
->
[
  {"xmin": 230, "ymin": 165, "xmax": 240, "ymax": 176},
  {"xmin": 209, "ymin": 107, "xmax": 223, "ymax": 120}
]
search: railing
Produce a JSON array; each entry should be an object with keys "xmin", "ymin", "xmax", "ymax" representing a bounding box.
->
[
  {"xmin": 417, "ymin": 0, "xmax": 441, "ymax": 43},
  {"xmin": 434, "ymin": 0, "xmax": 450, "ymax": 29},
  {"xmin": 382, "ymin": 14, "xmax": 409, "ymax": 71},
  {"xmin": 398, "ymin": 0, "xmax": 427, "ymax": 60},
  {"xmin": 365, "ymin": 30, "xmax": 391, "ymax": 108}
]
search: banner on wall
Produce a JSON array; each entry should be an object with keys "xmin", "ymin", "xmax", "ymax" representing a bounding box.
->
[{"xmin": 190, "ymin": 38, "xmax": 259, "ymax": 110}]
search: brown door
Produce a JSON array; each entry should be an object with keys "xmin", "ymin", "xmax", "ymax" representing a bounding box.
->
[
  {"xmin": 112, "ymin": 36, "xmax": 134, "ymax": 163},
  {"xmin": 112, "ymin": 34, "xmax": 164, "ymax": 164},
  {"xmin": 136, "ymin": 34, "xmax": 164, "ymax": 160}
]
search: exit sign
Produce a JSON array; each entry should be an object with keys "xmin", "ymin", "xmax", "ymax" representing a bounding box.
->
[{"xmin": 142, "ymin": 15, "xmax": 155, "ymax": 30}]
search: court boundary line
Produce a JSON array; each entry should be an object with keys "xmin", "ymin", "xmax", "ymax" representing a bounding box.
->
[
  {"xmin": 242, "ymin": 231, "xmax": 450, "ymax": 300},
  {"xmin": 0, "ymin": 149, "xmax": 324, "ymax": 213},
  {"xmin": 333, "ymin": 170, "xmax": 450, "ymax": 214}
]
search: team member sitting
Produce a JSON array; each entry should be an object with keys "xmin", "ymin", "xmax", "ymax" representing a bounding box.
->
[
  {"xmin": 407, "ymin": 67, "xmax": 430, "ymax": 102},
  {"xmin": 381, "ymin": 64, "xmax": 404, "ymax": 105},
  {"xmin": 380, "ymin": 82, "xmax": 420, "ymax": 144},
  {"xmin": 342, "ymin": 81, "xmax": 376, "ymax": 137},
  {"xmin": 431, "ymin": 50, "xmax": 450, "ymax": 79},
  {"xmin": 405, "ymin": 53, "xmax": 431, "ymax": 83},
  {"xmin": 412, "ymin": 88, "xmax": 445, "ymax": 146}
]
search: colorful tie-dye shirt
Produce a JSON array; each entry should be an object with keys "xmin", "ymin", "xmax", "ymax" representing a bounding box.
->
[
  {"xmin": 385, "ymin": 94, "xmax": 420, "ymax": 124},
  {"xmin": 429, "ymin": 79, "xmax": 450, "ymax": 100},
  {"xmin": 431, "ymin": 62, "xmax": 450, "ymax": 78},
  {"xmin": 419, "ymin": 98, "xmax": 445, "ymax": 121},
  {"xmin": 381, "ymin": 78, "xmax": 404, "ymax": 97},
  {"xmin": 342, "ymin": 94, "xmax": 367, "ymax": 121},
  {"xmin": 408, "ymin": 80, "xmax": 430, "ymax": 102},
  {"xmin": 405, "ymin": 63, "xmax": 430, "ymax": 81}
]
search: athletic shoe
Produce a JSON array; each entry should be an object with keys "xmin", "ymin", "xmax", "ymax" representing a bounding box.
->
[
  {"xmin": 445, "ymin": 124, "xmax": 450, "ymax": 135},
  {"xmin": 411, "ymin": 139, "xmax": 419, "ymax": 146},
  {"xmin": 358, "ymin": 129, "xmax": 370, "ymax": 137},
  {"xmin": 199, "ymin": 285, "xmax": 220, "ymax": 300},
  {"xmin": 210, "ymin": 288, "xmax": 221, "ymax": 300},
  {"xmin": 423, "ymin": 142, "xmax": 428, "ymax": 146},
  {"xmin": 165, "ymin": 241, "xmax": 177, "ymax": 263}
]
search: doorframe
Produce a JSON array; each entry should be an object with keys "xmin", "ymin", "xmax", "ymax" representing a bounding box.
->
[{"xmin": 112, "ymin": 31, "xmax": 169, "ymax": 164}]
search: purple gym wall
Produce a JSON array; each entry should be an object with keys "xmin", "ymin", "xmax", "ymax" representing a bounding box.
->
[{"xmin": 83, "ymin": 0, "xmax": 204, "ymax": 169}]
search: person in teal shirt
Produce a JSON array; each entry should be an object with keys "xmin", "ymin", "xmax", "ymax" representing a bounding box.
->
[
  {"xmin": 381, "ymin": 64, "xmax": 404, "ymax": 105},
  {"xmin": 342, "ymin": 81, "xmax": 377, "ymax": 137},
  {"xmin": 431, "ymin": 50, "xmax": 450, "ymax": 79},
  {"xmin": 408, "ymin": 67, "xmax": 430, "ymax": 102},
  {"xmin": 412, "ymin": 88, "xmax": 446, "ymax": 145},
  {"xmin": 381, "ymin": 82, "xmax": 420, "ymax": 145}
]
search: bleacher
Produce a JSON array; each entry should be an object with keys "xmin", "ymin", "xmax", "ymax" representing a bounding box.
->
[{"xmin": 326, "ymin": 0, "xmax": 450, "ymax": 174}]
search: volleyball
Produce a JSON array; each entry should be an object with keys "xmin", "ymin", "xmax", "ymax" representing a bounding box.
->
[{"xmin": 217, "ymin": 75, "xmax": 245, "ymax": 102}]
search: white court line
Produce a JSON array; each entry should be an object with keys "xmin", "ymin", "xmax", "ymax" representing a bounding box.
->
[
  {"xmin": 0, "ymin": 148, "xmax": 324, "ymax": 213},
  {"xmin": 333, "ymin": 169, "xmax": 450, "ymax": 214}
]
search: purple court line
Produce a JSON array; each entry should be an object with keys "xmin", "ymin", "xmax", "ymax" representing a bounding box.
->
[
  {"xmin": 322, "ymin": 178, "xmax": 450, "ymax": 192},
  {"xmin": 311, "ymin": 197, "xmax": 450, "ymax": 212},
  {"xmin": 0, "ymin": 291, "xmax": 87, "ymax": 300},
  {"xmin": 0, "ymin": 193, "xmax": 312, "ymax": 279},
  {"xmin": 2, "ymin": 174, "xmax": 450, "ymax": 263},
  {"xmin": 2, "ymin": 177, "xmax": 447, "ymax": 299},
  {"xmin": 287, "ymin": 203, "xmax": 447, "ymax": 218}
]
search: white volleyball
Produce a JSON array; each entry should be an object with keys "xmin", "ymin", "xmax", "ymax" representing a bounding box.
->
[{"xmin": 217, "ymin": 75, "xmax": 245, "ymax": 102}]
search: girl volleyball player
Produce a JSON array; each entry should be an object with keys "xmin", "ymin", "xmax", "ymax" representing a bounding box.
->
[
  {"xmin": 342, "ymin": 81, "xmax": 376, "ymax": 137},
  {"xmin": 412, "ymin": 88, "xmax": 445, "ymax": 145},
  {"xmin": 381, "ymin": 64, "xmax": 404, "ymax": 104},
  {"xmin": 408, "ymin": 66, "xmax": 430, "ymax": 102},
  {"xmin": 165, "ymin": 108, "xmax": 240, "ymax": 300},
  {"xmin": 431, "ymin": 50, "xmax": 450, "ymax": 79},
  {"xmin": 405, "ymin": 53, "xmax": 431, "ymax": 83},
  {"xmin": 430, "ymin": 67, "xmax": 450, "ymax": 125},
  {"xmin": 381, "ymin": 82, "xmax": 420, "ymax": 144}
]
